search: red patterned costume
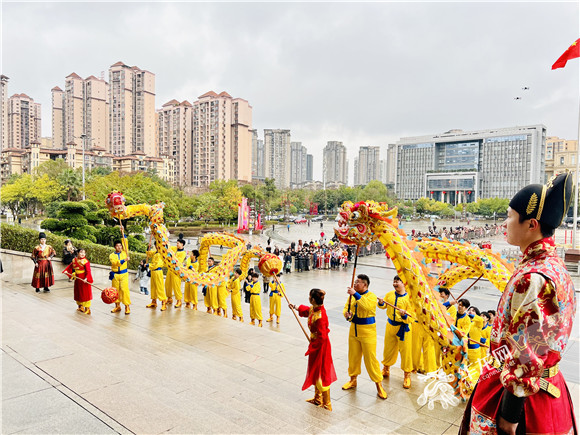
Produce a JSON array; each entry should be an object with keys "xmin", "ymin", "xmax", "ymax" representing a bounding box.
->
[
  {"xmin": 63, "ymin": 257, "xmax": 93, "ymax": 304},
  {"xmin": 297, "ymin": 305, "xmax": 337, "ymax": 391},
  {"xmin": 31, "ymin": 244, "xmax": 56, "ymax": 289},
  {"xmin": 462, "ymin": 237, "xmax": 577, "ymax": 434}
]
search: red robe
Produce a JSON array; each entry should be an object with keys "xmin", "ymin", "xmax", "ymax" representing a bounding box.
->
[
  {"xmin": 63, "ymin": 258, "xmax": 93, "ymax": 302},
  {"xmin": 461, "ymin": 238, "xmax": 577, "ymax": 434},
  {"xmin": 31, "ymin": 245, "xmax": 56, "ymax": 289},
  {"xmin": 297, "ymin": 305, "xmax": 337, "ymax": 390}
]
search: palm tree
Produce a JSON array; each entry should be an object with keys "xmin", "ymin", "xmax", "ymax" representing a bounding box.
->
[{"xmin": 58, "ymin": 169, "xmax": 82, "ymax": 201}]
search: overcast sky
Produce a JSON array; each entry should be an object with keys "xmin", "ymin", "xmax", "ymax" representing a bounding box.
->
[{"xmin": 2, "ymin": 1, "xmax": 579, "ymax": 182}]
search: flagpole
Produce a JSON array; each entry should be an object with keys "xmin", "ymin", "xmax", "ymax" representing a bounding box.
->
[{"xmin": 574, "ymin": 96, "xmax": 580, "ymax": 249}]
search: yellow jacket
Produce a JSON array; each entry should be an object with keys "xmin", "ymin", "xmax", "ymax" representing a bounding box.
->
[
  {"xmin": 269, "ymin": 281, "xmax": 285, "ymax": 297},
  {"xmin": 185, "ymin": 257, "xmax": 199, "ymax": 272},
  {"xmin": 228, "ymin": 277, "xmax": 240, "ymax": 295},
  {"xmin": 455, "ymin": 312, "xmax": 472, "ymax": 335},
  {"xmin": 378, "ymin": 290, "xmax": 413, "ymax": 324},
  {"xmin": 148, "ymin": 251, "xmax": 164, "ymax": 271},
  {"xmin": 109, "ymin": 251, "xmax": 128, "ymax": 272}
]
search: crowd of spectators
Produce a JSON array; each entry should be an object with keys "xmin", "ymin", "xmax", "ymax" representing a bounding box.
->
[{"xmin": 409, "ymin": 223, "xmax": 502, "ymax": 242}]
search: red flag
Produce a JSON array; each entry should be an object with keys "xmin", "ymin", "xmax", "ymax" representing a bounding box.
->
[{"xmin": 552, "ymin": 38, "xmax": 580, "ymax": 70}]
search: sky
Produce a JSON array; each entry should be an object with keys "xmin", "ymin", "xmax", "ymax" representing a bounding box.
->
[{"xmin": 2, "ymin": 1, "xmax": 579, "ymax": 182}]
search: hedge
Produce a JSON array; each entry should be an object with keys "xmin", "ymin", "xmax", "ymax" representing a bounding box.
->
[{"xmin": 0, "ymin": 223, "xmax": 145, "ymax": 270}]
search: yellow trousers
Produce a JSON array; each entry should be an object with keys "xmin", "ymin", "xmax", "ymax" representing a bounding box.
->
[
  {"xmin": 231, "ymin": 292, "xmax": 243, "ymax": 318},
  {"xmin": 150, "ymin": 270, "xmax": 167, "ymax": 301},
  {"xmin": 217, "ymin": 284, "xmax": 228, "ymax": 310},
  {"xmin": 204, "ymin": 286, "xmax": 218, "ymax": 309},
  {"xmin": 347, "ymin": 323, "xmax": 383, "ymax": 383},
  {"xmin": 468, "ymin": 347, "xmax": 483, "ymax": 383},
  {"xmin": 112, "ymin": 273, "xmax": 130, "ymax": 306},
  {"xmin": 412, "ymin": 324, "xmax": 438, "ymax": 373},
  {"xmin": 269, "ymin": 294, "xmax": 281, "ymax": 317},
  {"xmin": 184, "ymin": 282, "xmax": 198, "ymax": 304},
  {"xmin": 382, "ymin": 321, "xmax": 413, "ymax": 372},
  {"xmin": 250, "ymin": 294, "xmax": 262, "ymax": 320},
  {"xmin": 165, "ymin": 271, "xmax": 183, "ymax": 300},
  {"xmin": 76, "ymin": 300, "xmax": 91, "ymax": 308}
]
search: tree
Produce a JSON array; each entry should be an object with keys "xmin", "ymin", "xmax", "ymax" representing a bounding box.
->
[
  {"xmin": 0, "ymin": 174, "xmax": 33, "ymax": 218},
  {"xmin": 33, "ymin": 159, "xmax": 69, "ymax": 180},
  {"xmin": 30, "ymin": 174, "xmax": 64, "ymax": 210},
  {"xmin": 359, "ymin": 180, "xmax": 390, "ymax": 203},
  {"xmin": 58, "ymin": 169, "xmax": 82, "ymax": 201}
]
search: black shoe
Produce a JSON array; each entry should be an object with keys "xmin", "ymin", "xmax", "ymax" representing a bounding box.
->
[
  {"xmin": 35, "ymin": 288, "xmax": 40, "ymax": 293},
  {"xmin": 43, "ymin": 288, "xmax": 50, "ymax": 292}
]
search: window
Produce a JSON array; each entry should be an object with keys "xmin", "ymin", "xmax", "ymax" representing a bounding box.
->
[{"xmin": 560, "ymin": 157, "xmax": 565, "ymax": 165}]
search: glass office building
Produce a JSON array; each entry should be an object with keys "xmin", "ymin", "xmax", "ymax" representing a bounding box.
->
[{"xmin": 394, "ymin": 125, "xmax": 546, "ymax": 203}]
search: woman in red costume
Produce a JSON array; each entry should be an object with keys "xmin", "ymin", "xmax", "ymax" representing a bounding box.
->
[
  {"xmin": 63, "ymin": 249, "xmax": 94, "ymax": 315},
  {"xmin": 289, "ymin": 288, "xmax": 337, "ymax": 411},
  {"xmin": 460, "ymin": 172, "xmax": 577, "ymax": 435},
  {"xmin": 31, "ymin": 232, "xmax": 56, "ymax": 293}
]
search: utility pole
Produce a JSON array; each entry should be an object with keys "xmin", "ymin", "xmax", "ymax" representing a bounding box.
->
[{"xmin": 80, "ymin": 134, "xmax": 86, "ymax": 200}]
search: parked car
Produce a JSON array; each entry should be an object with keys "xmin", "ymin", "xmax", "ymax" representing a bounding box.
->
[
  {"xmin": 294, "ymin": 218, "xmax": 307, "ymax": 224},
  {"xmin": 311, "ymin": 216, "xmax": 323, "ymax": 222}
]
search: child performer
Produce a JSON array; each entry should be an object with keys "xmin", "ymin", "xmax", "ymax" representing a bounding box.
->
[
  {"xmin": 289, "ymin": 289, "xmax": 337, "ymax": 411},
  {"xmin": 63, "ymin": 249, "xmax": 93, "ymax": 314}
]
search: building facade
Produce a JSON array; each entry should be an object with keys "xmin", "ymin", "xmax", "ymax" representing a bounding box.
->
[
  {"xmin": 306, "ymin": 154, "xmax": 313, "ymax": 182},
  {"xmin": 395, "ymin": 125, "xmax": 546, "ymax": 203},
  {"xmin": 5, "ymin": 93, "xmax": 41, "ymax": 149},
  {"xmin": 545, "ymin": 136, "xmax": 578, "ymax": 181},
  {"xmin": 109, "ymin": 61, "xmax": 156, "ymax": 157},
  {"xmin": 250, "ymin": 129, "xmax": 265, "ymax": 181},
  {"xmin": 323, "ymin": 141, "xmax": 347, "ymax": 185},
  {"xmin": 264, "ymin": 129, "xmax": 291, "ymax": 189},
  {"xmin": 190, "ymin": 91, "xmax": 252, "ymax": 188},
  {"xmin": 51, "ymin": 73, "xmax": 110, "ymax": 151},
  {"xmin": 354, "ymin": 146, "xmax": 380, "ymax": 186},
  {"xmin": 290, "ymin": 141, "xmax": 308, "ymax": 188},
  {"xmin": 1, "ymin": 75, "xmax": 8, "ymax": 150},
  {"xmin": 156, "ymin": 99, "xmax": 192, "ymax": 186}
]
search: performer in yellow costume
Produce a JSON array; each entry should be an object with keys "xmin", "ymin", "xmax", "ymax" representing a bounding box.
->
[
  {"xmin": 412, "ymin": 320, "xmax": 438, "ymax": 375},
  {"xmin": 267, "ymin": 273, "xmax": 285, "ymax": 324},
  {"xmin": 216, "ymin": 277, "xmax": 229, "ymax": 317},
  {"xmin": 165, "ymin": 235, "xmax": 187, "ymax": 308},
  {"xmin": 377, "ymin": 275, "xmax": 414, "ymax": 389},
  {"xmin": 248, "ymin": 272, "xmax": 263, "ymax": 327},
  {"xmin": 480, "ymin": 311, "xmax": 491, "ymax": 359},
  {"xmin": 228, "ymin": 268, "xmax": 244, "ymax": 322},
  {"xmin": 184, "ymin": 250, "xmax": 199, "ymax": 309},
  {"xmin": 435, "ymin": 287, "xmax": 457, "ymax": 366},
  {"xmin": 146, "ymin": 246, "xmax": 167, "ymax": 311},
  {"xmin": 466, "ymin": 306, "xmax": 484, "ymax": 382},
  {"xmin": 109, "ymin": 240, "xmax": 130, "ymax": 315},
  {"xmin": 342, "ymin": 274, "xmax": 387, "ymax": 400},
  {"xmin": 204, "ymin": 257, "xmax": 219, "ymax": 314}
]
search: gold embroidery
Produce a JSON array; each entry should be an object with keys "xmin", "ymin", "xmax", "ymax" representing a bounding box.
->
[
  {"xmin": 536, "ymin": 186, "xmax": 547, "ymax": 221},
  {"xmin": 526, "ymin": 193, "xmax": 538, "ymax": 215}
]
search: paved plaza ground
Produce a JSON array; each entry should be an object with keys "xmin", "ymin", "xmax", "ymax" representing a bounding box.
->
[{"xmin": 2, "ymin": 221, "xmax": 579, "ymax": 434}]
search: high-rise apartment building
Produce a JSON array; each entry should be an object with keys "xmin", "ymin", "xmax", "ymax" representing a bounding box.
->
[
  {"xmin": 264, "ymin": 129, "xmax": 291, "ymax": 189},
  {"xmin": 395, "ymin": 125, "xmax": 546, "ymax": 203},
  {"xmin": 1, "ymin": 75, "xmax": 8, "ymax": 150},
  {"xmin": 190, "ymin": 91, "xmax": 252, "ymax": 188},
  {"xmin": 109, "ymin": 61, "xmax": 155, "ymax": 157},
  {"xmin": 157, "ymin": 99, "xmax": 192, "ymax": 186},
  {"xmin": 354, "ymin": 146, "xmax": 380, "ymax": 186},
  {"xmin": 251, "ymin": 129, "xmax": 265, "ymax": 181},
  {"xmin": 306, "ymin": 154, "xmax": 313, "ymax": 182},
  {"xmin": 386, "ymin": 144, "xmax": 397, "ymax": 185},
  {"xmin": 6, "ymin": 93, "xmax": 41, "ymax": 149},
  {"xmin": 323, "ymin": 141, "xmax": 347, "ymax": 185},
  {"xmin": 290, "ymin": 141, "xmax": 307, "ymax": 188},
  {"xmin": 51, "ymin": 73, "xmax": 110, "ymax": 150},
  {"xmin": 545, "ymin": 136, "xmax": 578, "ymax": 181}
]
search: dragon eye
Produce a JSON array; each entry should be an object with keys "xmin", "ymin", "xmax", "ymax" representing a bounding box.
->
[{"xmin": 352, "ymin": 211, "xmax": 360, "ymax": 219}]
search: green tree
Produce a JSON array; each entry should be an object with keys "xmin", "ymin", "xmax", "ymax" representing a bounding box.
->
[
  {"xmin": 33, "ymin": 159, "xmax": 69, "ymax": 180},
  {"xmin": 0, "ymin": 174, "xmax": 34, "ymax": 218},
  {"xmin": 58, "ymin": 168, "xmax": 82, "ymax": 201},
  {"xmin": 30, "ymin": 174, "xmax": 64, "ymax": 210}
]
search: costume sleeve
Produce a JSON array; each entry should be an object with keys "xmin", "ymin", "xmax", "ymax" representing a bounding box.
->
[
  {"xmin": 353, "ymin": 292, "xmax": 376, "ymax": 312},
  {"xmin": 298, "ymin": 305, "xmax": 310, "ymax": 318},
  {"xmin": 85, "ymin": 262, "xmax": 94, "ymax": 284},
  {"xmin": 49, "ymin": 247, "xmax": 56, "ymax": 257},
  {"xmin": 377, "ymin": 293, "xmax": 388, "ymax": 310},
  {"xmin": 109, "ymin": 253, "xmax": 122, "ymax": 268},
  {"xmin": 63, "ymin": 263, "xmax": 73, "ymax": 276},
  {"xmin": 499, "ymin": 273, "xmax": 555, "ymax": 398}
]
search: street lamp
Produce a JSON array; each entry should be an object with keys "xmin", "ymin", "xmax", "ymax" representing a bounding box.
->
[{"xmin": 75, "ymin": 134, "xmax": 93, "ymax": 200}]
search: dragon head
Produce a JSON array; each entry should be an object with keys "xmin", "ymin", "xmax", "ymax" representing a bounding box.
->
[
  {"xmin": 334, "ymin": 200, "xmax": 399, "ymax": 246},
  {"xmin": 106, "ymin": 190, "xmax": 126, "ymax": 217}
]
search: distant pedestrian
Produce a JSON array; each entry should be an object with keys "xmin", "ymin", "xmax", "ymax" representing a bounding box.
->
[
  {"xmin": 135, "ymin": 259, "xmax": 150, "ymax": 295},
  {"xmin": 287, "ymin": 223, "xmax": 290, "ymax": 232},
  {"xmin": 62, "ymin": 239, "xmax": 78, "ymax": 265}
]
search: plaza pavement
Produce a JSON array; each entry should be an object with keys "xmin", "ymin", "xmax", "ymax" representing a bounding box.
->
[{"xmin": 2, "ymin": 220, "xmax": 579, "ymax": 434}]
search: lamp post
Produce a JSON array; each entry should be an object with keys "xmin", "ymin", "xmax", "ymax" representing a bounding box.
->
[{"xmin": 80, "ymin": 134, "xmax": 86, "ymax": 200}]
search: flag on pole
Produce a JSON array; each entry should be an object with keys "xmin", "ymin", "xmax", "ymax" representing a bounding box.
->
[{"xmin": 552, "ymin": 38, "xmax": 580, "ymax": 70}]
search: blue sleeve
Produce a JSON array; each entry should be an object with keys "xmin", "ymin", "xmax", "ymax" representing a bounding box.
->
[
  {"xmin": 353, "ymin": 292, "xmax": 361, "ymax": 300},
  {"xmin": 443, "ymin": 301, "xmax": 451, "ymax": 308},
  {"xmin": 120, "ymin": 259, "xmax": 126, "ymax": 265}
]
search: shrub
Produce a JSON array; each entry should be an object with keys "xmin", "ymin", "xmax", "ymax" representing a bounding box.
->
[
  {"xmin": 85, "ymin": 212, "xmax": 102, "ymax": 225},
  {"xmin": 80, "ymin": 199, "xmax": 98, "ymax": 212},
  {"xmin": 46, "ymin": 202, "xmax": 61, "ymax": 218},
  {"xmin": 1, "ymin": 223, "xmax": 145, "ymax": 269}
]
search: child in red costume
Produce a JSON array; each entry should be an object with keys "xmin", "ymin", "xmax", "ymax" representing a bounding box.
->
[
  {"xmin": 289, "ymin": 288, "xmax": 337, "ymax": 411},
  {"xmin": 63, "ymin": 249, "xmax": 94, "ymax": 314}
]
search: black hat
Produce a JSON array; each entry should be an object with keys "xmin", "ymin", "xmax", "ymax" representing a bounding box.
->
[
  {"xmin": 38, "ymin": 232, "xmax": 47, "ymax": 239},
  {"xmin": 177, "ymin": 233, "xmax": 186, "ymax": 245},
  {"xmin": 509, "ymin": 172, "xmax": 573, "ymax": 229}
]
